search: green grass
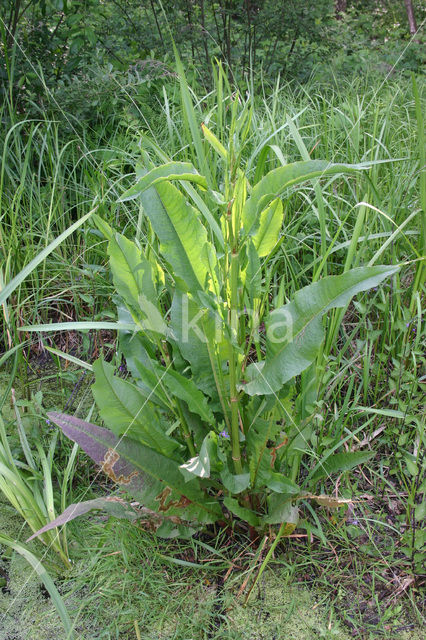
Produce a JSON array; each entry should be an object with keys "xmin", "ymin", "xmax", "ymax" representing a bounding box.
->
[
  {"xmin": 0, "ymin": 356, "xmax": 424, "ymax": 638},
  {"xmin": 0, "ymin": 67, "xmax": 424, "ymax": 639},
  {"xmin": 2, "ymin": 507, "xmax": 423, "ymax": 639},
  {"xmin": 2, "ymin": 73, "xmax": 423, "ymax": 349}
]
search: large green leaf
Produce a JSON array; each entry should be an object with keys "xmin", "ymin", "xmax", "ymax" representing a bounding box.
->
[
  {"xmin": 223, "ymin": 496, "xmax": 260, "ymax": 526},
  {"xmin": 127, "ymin": 359, "xmax": 172, "ymax": 411},
  {"xmin": 107, "ymin": 232, "xmax": 157, "ymax": 318},
  {"xmin": 116, "ymin": 306, "xmax": 171, "ymax": 409},
  {"xmin": 92, "ymin": 359, "xmax": 180, "ymax": 457},
  {"xmin": 118, "ymin": 162, "xmax": 208, "ymax": 202},
  {"xmin": 160, "ymin": 367, "xmax": 215, "ymax": 425},
  {"xmin": 170, "ymin": 291, "xmax": 224, "ymax": 400},
  {"xmin": 105, "ymin": 234, "xmax": 166, "ymax": 336},
  {"xmin": 220, "ymin": 468, "xmax": 250, "ymax": 494},
  {"xmin": 27, "ymin": 497, "xmax": 197, "ymax": 541},
  {"xmin": 244, "ymin": 265, "xmax": 399, "ymax": 395},
  {"xmin": 251, "ymin": 198, "xmax": 283, "ymax": 257},
  {"xmin": 117, "ymin": 306, "xmax": 158, "ymax": 375},
  {"xmin": 136, "ymin": 139, "xmax": 224, "ymax": 247},
  {"xmin": 265, "ymin": 496, "xmax": 299, "ymax": 526},
  {"xmin": 46, "ymin": 413, "xmax": 222, "ymax": 524},
  {"xmin": 179, "ymin": 432, "xmax": 220, "ymax": 480},
  {"xmin": 242, "ymin": 160, "xmax": 371, "ymax": 235},
  {"xmin": 139, "ymin": 178, "xmax": 214, "ymax": 296},
  {"xmin": 309, "ymin": 450, "xmax": 375, "ymax": 482},
  {"xmin": 244, "ymin": 240, "xmax": 262, "ymax": 301}
]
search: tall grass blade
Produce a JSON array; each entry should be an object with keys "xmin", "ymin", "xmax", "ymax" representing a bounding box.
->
[
  {"xmin": 0, "ymin": 533, "xmax": 74, "ymax": 639},
  {"xmin": 0, "ymin": 210, "xmax": 94, "ymax": 306}
]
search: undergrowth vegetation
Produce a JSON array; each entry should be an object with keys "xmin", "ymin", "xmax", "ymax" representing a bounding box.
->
[{"xmin": 0, "ymin": 50, "xmax": 424, "ymax": 639}]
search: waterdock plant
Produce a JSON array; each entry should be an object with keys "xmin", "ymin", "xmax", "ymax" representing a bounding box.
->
[{"xmin": 26, "ymin": 69, "xmax": 400, "ymax": 581}]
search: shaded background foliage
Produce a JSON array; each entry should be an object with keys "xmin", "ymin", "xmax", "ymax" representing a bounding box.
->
[{"xmin": 0, "ymin": 0, "xmax": 424, "ymax": 119}]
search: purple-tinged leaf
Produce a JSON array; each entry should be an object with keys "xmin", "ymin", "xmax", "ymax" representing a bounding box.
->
[
  {"xmin": 47, "ymin": 412, "xmax": 222, "ymax": 524},
  {"xmin": 27, "ymin": 497, "xmax": 138, "ymax": 542}
]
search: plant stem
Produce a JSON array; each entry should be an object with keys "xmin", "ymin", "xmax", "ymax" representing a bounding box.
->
[
  {"xmin": 204, "ymin": 329, "xmax": 231, "ymax": 433},
  {"xmin": 244, "ymin": 522, "xmax": 286, "ymax": 605},
  {"xmin": 228, "ymin": 198, "xmax": 243, "ymax": 472},
  {"xmin": 229, "ymin": 250, "xmax": 242, "ymax": 474},
  {"xmin": 226, "ymin": 138, "xmax": 243, "ymax": 475},
  {"xmin": 161, "ymin": 333, "xmax": 196, "ymax": 455},
  {"xmin": 175, "ymin": 399, "xmax": 196, "ymax": 457}
]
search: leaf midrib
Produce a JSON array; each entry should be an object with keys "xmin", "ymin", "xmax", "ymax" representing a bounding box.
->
[
  {"xmin": 156, "ymin": 186, "xmax": 205, "ymax": 292},
  {"xmin": 98, "ymin": 362, "xmax": 176, "ymax": 454},
  {"xmin": 111, "ymin": 236, "xmax": 142, "ymax": 305},
  {"xmin": 264, "ymin": 267, "xmax": 396, "ymax": 372},
  {"xmin": 76, "ymin": 422, "xmax": 219, "ymax": 518}
]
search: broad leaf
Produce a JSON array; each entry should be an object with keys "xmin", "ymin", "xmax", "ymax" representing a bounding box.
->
[
  {"xmin": 118, "ymin": 162, "xmax": 207, "ymax": 202},
  {"xmin": 155, "ymin": 520, "xmax": 199, "ymax": 539},
  {"xmin": 170, "ymin": 291, "xmax": 225, "ymax": 400},
  {"xmin": 139, "ymin": 179, "xmax": 213, "ymax": 296},
  {"xmin": 242, "ymin": 160, "xmax": 371, "ymax": 235},
  {"xmin": 28, "ymin": 498, "xmax": 199, "ymax": 542},
  {"xmin": 179, "ymin": 432, "xmax": 220, "ymax": 480},
  {"xmin": 107, "ymin": 232, "xmax": 157, "ymax": 318},
  {"xmin": 264, "ymin": 472, "xmax": 300, "ymax": 495},
  {"xmin": 244, "ymin": 265, "xmax": 399, "ymax": 395},
  {"xmin": 46, "ymin": 412, "xmax": 222, "ymax": 524},
  {"xmin": 252, "ymin": 198, "xmax": 283, "ymax": 257},
  {"xmin": 309, "ymin": 450, "xmax": 375, "ymax": 482},
  {"xmin": 265, "ymin": 496, "xmax": 299, "ymax": 526},
  {"xmin": 116, "ymin": 306, "xmax": 171, "ymax": 410},
  {"xmin": 129, "ymin": 359, "xmax": 172, "ymax": 411},
  {"xmin": 160, "ymin": 367, "xmax": 215, "ymax": 425},
  {"xmin": 220, "ymin": 468, "xmax": 250, "ymax": 494},
  {"xmin": 244, "ymin": 240, "xmax": 262, "ymax": 301},
  {"xmin": 117, "ymin": 306, "xmax": 157, "ymax": 370},
  {"xmin": 27, "ymin": 497, "xmax": 140, "ymax": 542},
  {"xmin": 223, "ymin": 496, "xmax": 260, "ymax": 527},
  {"xmin": 92, "ymin": 359, "xmax": 180, "ymax": 457}
]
